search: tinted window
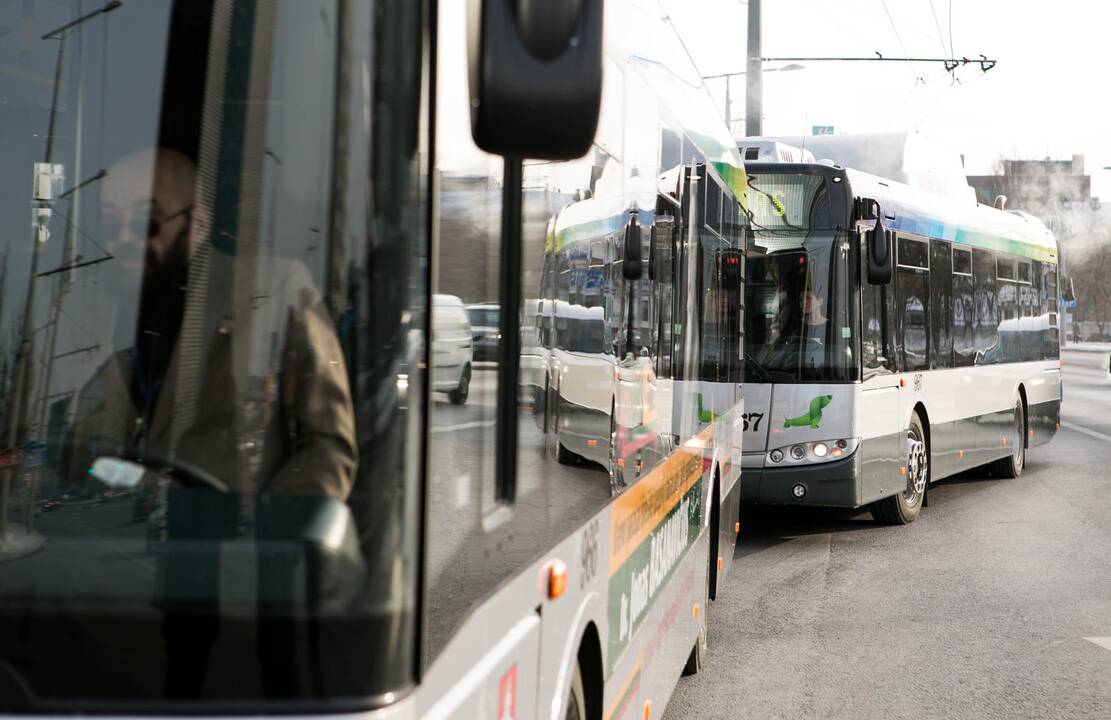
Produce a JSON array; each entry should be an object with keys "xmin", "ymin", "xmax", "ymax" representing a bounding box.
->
[
  {"xmin": 1017, "ymin": 260, "xmax": 1032, "ymax": 284},
  {"xmin": 953, "ymin": 265, "xmax": 976, "ymax": 366},
  {"xmin": 705, "ymin": 179, "xmax": 722, "ymax": 235},
  {"xmin": 898, "ymin": 236, "xmax": 929, "ymax": 269},
  {"xmin": 860, "ymin": 232, "xmax": 891, "ymax": 375},
  {"xmin": 997, "ymin": 256, "xmax": 1015, "ymax": 281},
  {"xmin": 973, "ymin": 248, "xmax": 999, "ymax": 362},
  {"xmin": 930, "ymin": 240, "xmax": 953, "ymax": 368},
  {"xmin": 466, "ymin": 307, "xmax": 499, "ymax": 327},
  {"xmin": 953, "ymin": 246, "xmax": 972, "ymax": 275},
  {"xmin": 1043, "ymin": 266, "xmax": 1060, "ymax": 359},
  {"xmin": 896, "ymin": 239, "xmax": 929, "ymax": 371},
  {"xmin": 0, "ymin": 0, "xmax": 425, "ymax": 707}
]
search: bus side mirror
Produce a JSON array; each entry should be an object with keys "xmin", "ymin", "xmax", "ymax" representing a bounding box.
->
[
  {"xmin": 468, "ymin": 0, "xmax": 603, "ymax": 160},
  {"xmin": 623, "ymin": 213, "xmax": 643, "ymax": 280},
  {"xmin": 867, "ymin": 215, "xmax": 892, "ymax": 285}
]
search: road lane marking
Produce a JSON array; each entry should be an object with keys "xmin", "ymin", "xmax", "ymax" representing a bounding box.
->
[
  {"xmin": 1084, "ymin": 637, "xmax": 1111, "ymax": 653},
  {"xmin": 431, "ymin": 419, "xmax": 497, "ymax": 433},
  {"xmin": 1061, "ymin": 422, "xmax": 1111, "ymax": 444}
]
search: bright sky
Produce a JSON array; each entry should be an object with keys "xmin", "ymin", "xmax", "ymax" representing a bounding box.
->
[{"xmin": 665, "ymin": 0, "xmax": 1111, "ymax": 202}]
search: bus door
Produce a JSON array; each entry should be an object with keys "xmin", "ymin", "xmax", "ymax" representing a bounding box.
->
[
  {"xmin": 671, "ymin": 165, "xmax": 704, "ymax": 442},
  {"xmin": 859, "ymin": 224, "xmax": 903, "ymax": 504}
]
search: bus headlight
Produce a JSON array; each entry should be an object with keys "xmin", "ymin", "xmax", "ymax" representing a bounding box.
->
[{"xmin": 767, "ymin": 438, "xmax": 860, "ymax": 466}]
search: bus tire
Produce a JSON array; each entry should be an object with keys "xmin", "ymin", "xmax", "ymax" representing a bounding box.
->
[
  {"xmin": 557, "ymin": 441, "xmax": 579, "ymax": 466},
  {"xmin": 564, "ymin": 660, "xmax": 587, "ymax": 720},
  {"xmin": 989, "ymin": 399, "xmax": 1025, "ymax": 479},
  {"xmin": 871, "ymin": 411, "xmax": 928, "ymax": 525},
  {"xmin": 608, "ymin": 405, "xmax": 627, "ymax": 494},
  {"xmin": 448, "ymin": 363, "xmax": 471, "ymax": 405}
]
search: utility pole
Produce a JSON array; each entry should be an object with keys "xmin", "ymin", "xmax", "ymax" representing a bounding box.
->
[
  {"xmin": 0, "ymin": 0, "xmax": 120, "ymax": 547},
  {"xmin": 745, "ymin": 0, "xmax": 762, "ymax": 136}
]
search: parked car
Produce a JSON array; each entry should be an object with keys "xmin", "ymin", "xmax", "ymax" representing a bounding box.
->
[
  {"xmin": 432, "ymin": 294, "xmax": 474, "ymax": 404},
  {"xmin": 465, "ymin": 303, "xmax": 500, "ymax": 362}
]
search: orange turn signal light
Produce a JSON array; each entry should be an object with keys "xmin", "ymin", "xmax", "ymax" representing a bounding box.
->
[
  {"xmin": 543, "ymin": 559, "xmax": 568, "ymax": 600},
  {"xmin": 644, "ymin": 700, "xmax": 653, "ymax": 720},
  {"xmin": 717, "ymin": 556, "xmax": 724, "ymax": 571},
  {"xmin": 899, "ymin": 466, "xmax": 907, "ymax": 476},
  {"xmin": 899, "ymin": 378, "xmax": 907, "ymax": 388},
  {"xmin": 734, "ymin": 521, "xmax": 741, "ymax": 533}
]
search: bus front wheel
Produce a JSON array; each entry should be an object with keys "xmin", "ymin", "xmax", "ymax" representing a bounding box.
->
[
  {"xmin": 872, "ymin": 412, "xmax": 928, "ymax": 525},
  {"xmin": 989, "ymin": 399, "xmax": 1025, "ymax": 479},
  {"xmin": 564, "ymin": 661, "xmax": 587, "ymax": 720}
]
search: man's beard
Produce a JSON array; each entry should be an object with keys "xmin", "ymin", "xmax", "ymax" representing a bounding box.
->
[{"xmin": 134, "ymin": 225, "xmax": 192, "ymax": 359}]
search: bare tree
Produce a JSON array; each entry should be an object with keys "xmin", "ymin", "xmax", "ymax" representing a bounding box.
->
[{"xmin": 1074, "ymin": 245, "xmax": 1111, "ymax": 337}]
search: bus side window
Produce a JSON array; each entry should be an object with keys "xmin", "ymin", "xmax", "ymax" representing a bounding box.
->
[
  {"xmin": 952, "ymin": 246, "xmax": 975, "ymax": 366},
  {"xmin": 895, "ymin": 235, "xmax": 929, "ymax": 372},
  {"xmin": 930, "ymin": 239, "xmax": 953, "ymax": 368},
  {"xmin": 653, "ymin": 197, "xmax": 677, "ymax": 377},
  {"xmin": 1043, "ymin": 266, "xmax": 1059, "ymax": 359},
  {"xmin": 861, "ymin": 231, "xmax": 889, "ymax": 375},
  {"xmin": 972, "ymin": 248, "xmax": 999, "ymax": 363}
]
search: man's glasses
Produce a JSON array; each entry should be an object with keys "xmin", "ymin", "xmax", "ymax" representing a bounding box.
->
[{"xmin": 101, "ymin": 203, "xmax": 193, "ymax": 246}]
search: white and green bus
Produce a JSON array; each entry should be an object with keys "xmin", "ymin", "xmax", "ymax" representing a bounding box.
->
[
  {"xmin": 738, "ymin": 140, "xmax": 1061, "ymax": 524},
  {"xmin": 0, "ymin": 1, "xmax": 748, "ymax": 718}
]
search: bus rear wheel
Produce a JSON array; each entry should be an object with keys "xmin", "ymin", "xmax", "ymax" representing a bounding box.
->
[
  {"xmin": 872, "ymin": 412, "xmax": 928, "ymax": 525},
  {"xmin": 989, "ymin": 399, "xmax": 1025, "ymax": 479},
  {"xmin": 564, "ymin": 661, "xmax": 587, "ymax": 720}
]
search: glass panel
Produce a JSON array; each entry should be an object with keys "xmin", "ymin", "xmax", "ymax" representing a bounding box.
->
[
  {"xmin": 930, "ymin": 240, "xmax": 953, "ymax": 368},
  {"xmin": 952, "ymin": 246, "xmax": 973, "ymax": 276},
  {"xmin": 973, "ymin": 248, "xmax": 1000, "ymax": 363},
  {"xmin": 705, "ymin": 180, "xmax": 721, "ymax": 235},
  {"xmin": 422, "ymin": 0, "xmax": 503, "ymax": 664},
  {"xmin": 997, "ymin": 255, "xmax": 1016, "ymax": 280},
  {"xmin": 746, "ymin": 173, "xmax": 833, "ymax": 231},
  {"xmin": 744, "ymin": 231, "xmax": 857, "ymax": 383},
  {"xmin": 897, "ymin": 268, "xmax": 929, "ymax": 371},
  {"xmin": 953, "ymin": 263, "xmax": 976, "ymax": 367},
  {"xmin": 897, "ymin": 237, "xmax": 929, "ymax": 269},
  {"xmin": 1043, "ymin": 266, "xmax": 1060, "ymax": 359},
  {"xmin": 0, "ymin": 0, "xmax": 424, "ymax": 708}
]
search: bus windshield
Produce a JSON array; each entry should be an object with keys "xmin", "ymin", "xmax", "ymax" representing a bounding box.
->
[
  {"xmin": 744, "ymin": 231, "xmax": 858, "ymax": 383},
  {"xmin": 0, "ymin": 1, "xmax": 421, "ymax": 711}
]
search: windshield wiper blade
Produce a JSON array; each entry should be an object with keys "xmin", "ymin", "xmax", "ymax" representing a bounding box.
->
[{"xmin": 744, "ymin": 351, "xmax": 774, "ymax": 383}]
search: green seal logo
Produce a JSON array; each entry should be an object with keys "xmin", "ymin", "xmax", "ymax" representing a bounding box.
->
[{"xmin": 784, "ymin": 395, "xmax": 833, "ymax": 429}]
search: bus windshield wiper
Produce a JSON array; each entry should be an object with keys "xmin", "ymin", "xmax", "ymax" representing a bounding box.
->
[{"xmin": 744, "ymin": 351, "xmax": 774, "ymax": 383}]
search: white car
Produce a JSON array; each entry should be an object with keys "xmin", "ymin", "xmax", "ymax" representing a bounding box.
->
[{"xmin": 432, "ymin": 294, "xmax": 474, "ymax": 404}]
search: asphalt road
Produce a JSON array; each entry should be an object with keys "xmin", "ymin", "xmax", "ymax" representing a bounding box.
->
[{"xmin": 666, "ymin": 352, "xmax": 1111, "ymax": 719}]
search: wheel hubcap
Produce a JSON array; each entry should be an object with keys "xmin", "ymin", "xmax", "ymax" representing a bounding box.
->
[
  {"xmin": 1012, "ymin": 406, "xmax": 1023, "ymax": 466},
  {"xmin": 904, "ymin": 430, "xmax": 927, "ymax": 506}
]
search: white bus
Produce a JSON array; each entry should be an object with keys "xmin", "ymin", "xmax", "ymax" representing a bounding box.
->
[
  {"xmin": 738, "ymin": 148, "xmax": 1060, "ymax": 524},
  {"xmin": 0, "ymin": 1, "xmax": 748, "ymax": 719}
]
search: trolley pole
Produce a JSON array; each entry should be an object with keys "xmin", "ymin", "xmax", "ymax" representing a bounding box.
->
[{"xmin": 745, "ymin": 0, "xmax": 762, "ymax": 136}]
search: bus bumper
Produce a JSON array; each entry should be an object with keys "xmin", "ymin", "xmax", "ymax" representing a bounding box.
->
[{"xmin": 741, "ymin": 451, "xmax": 862, "ymax": 507}]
